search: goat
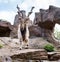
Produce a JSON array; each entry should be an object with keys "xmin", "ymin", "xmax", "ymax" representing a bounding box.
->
[
  {"xmin": 18, "ymin": 18, "xmax": 29, "ymax": 49},
  {"xmin": 17, "ymin": 5, "xmax": 35, "ymax": 49}
]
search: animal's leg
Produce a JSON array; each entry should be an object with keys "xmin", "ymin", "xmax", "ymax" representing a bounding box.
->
[
  {"xmin": 19, "ymin": 38, "xmax": 23, "ymax": 50},
  {"xmin": 17, "ymin": 24, "xmax": 23, "ymax": 49},
  {"xmin": 25, "ymin": 39, "xmax": 29, "ymax": 46},
  {"xmin": 25, "ymin": 25, "xmax": 29, "ymax": 48},
  {"xmin": 23, "ymin": 39, "xmax": 29, "ymax": 49}
]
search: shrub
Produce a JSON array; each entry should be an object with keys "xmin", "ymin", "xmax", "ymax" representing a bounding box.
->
[
  {"xmin": 44, "ymin": 44, "xmax": 54, "ymax": 52},
  {"xmin": 0, "ymin": 44, "xmax": 3, "ymax": 48}
]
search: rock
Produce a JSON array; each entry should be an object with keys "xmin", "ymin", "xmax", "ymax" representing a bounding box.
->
[
  {"xmin": 0, "ymin": 56, "xmax": 12, "ymax": 62},
  {"xmin": 29, "ymin": 25, "xmax": 41, "ymax": 37},
  {"xmin": 48, "ymin": 52, "xmax": 60, "ymax": 61},
  {"xmin": 0, "ymin": 19, "xmax": 18, "ymax": 38},
  {"xmin": 0, "ymin": 37, "xmax": 20, "ymax": 48},
  {"xmin": 11, "ymin": 49, "xmax": 48, "ymax": 60},
  {"xmin": 29, "ymin": 37, "xmax": 53, "ymax": 49},
  {"xmin": 0, "ymin": 37, "xmax": 52, "ymax": 49},
  {"xmin": 34, "ymin": 5, "xmax": 60, "ymax": 27},
  {"xmin": 0, "ymin": 48, "xmax": 48, "ymax": 61},
  {"xmin": 33, "ymin": 5, "xmax": 60, "ymax": 46},
  {"xmin": 0, "ymin": 37, "xmax": 60, "ymax": 61},
  {"xmin": 0, "ymin": 20, "xmax": 12, "ymax": 37},
  {"xmin": 10, "ymin": 25, "xmax": 18, "ymax": 38}
]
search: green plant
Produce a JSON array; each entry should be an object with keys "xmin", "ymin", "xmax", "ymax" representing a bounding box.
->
[
  {"xmin": 0, "ymin": 44, "xmax": 3, "ymax": 48},
  {"xmin": 44, "ymin": 44, "xmax": 54, "ymax": 52}
]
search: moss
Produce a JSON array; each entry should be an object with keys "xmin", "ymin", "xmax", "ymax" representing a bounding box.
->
[
  {"xmin": 44, "ymin": 44, "xmax": 54, "ymax": 52},
  {"xmin": 0, "ymin": 44, "xmax": 3, "ymax": 48}
]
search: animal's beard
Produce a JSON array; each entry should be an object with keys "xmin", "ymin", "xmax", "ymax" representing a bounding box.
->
[{"xmin": 20, "ymin": 27, "xmax": 26, "ymax": 41}]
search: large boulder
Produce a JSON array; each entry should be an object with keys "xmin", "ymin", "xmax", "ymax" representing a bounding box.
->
[
  {"xmin": 34, "ymin": 5, "xmax": 60, "ymax": 29},
  {"xmin": 0, "ymin": 20, "xmax": 12, "ymax": 37},
  {"xmin": 34, "ymin": 5, "xmax": 60, "ymax": 46}
]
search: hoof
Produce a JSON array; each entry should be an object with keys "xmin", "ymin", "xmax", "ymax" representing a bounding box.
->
[
  {"xmin": 25, "ymin": 47, "xmax": 28, "ymax": 49},
  {"xmin": 24, "ymin": 46, "xmax": 29, "ymax": 49},
  {"xmin": 19, "ymin": 48, "xmax": 22, "ymax": 50},
  {"xmin": 27, "ymin": 44, "xmax": 28, "ymax": 46}
]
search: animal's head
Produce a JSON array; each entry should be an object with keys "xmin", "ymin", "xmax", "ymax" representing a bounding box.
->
[
  {"xmin": 18, "ymin": 16, "xmax": 29, "ymax": 29},
  {"xmin": 17, "ymin": 5, "xmax": 35, "ymax": 29}
]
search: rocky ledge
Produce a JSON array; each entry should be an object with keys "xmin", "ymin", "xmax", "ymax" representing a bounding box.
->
[{"xmin": 0, "ymin": 37, "xmax": 60, "ymax": 62}]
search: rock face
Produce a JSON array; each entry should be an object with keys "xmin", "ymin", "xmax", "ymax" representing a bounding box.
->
[
  {"xmin": 10, "ymin": 25, "xmax": 18, "ymax": 38},
  {"xmin": 0, "ymin": 19, "xmax": 18, "ymax": 38},
  {"xmin": 34, "ymin": 5, "xmax": 60, "ymax": 26},
  {"xmin": 0, "ymin": 20, "xmax": 12, "ymax": 37},
  {"xmin": 34, "ymin": 5, "xmax": 60, "ymax": 46},
  {"xmin": 34, "ymin": 5, "xmax": 60, "ymax": 30},
  {"xmin": 29, "ymin": 25, "xmax": 41, "ymax": 37}
]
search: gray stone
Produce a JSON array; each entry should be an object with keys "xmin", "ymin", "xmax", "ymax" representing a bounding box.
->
[
  {"xmin": 33, "ymin": 5, "xmax": 60, "ymax": 46},
  {"xmin": 0, "ymin": 20, "xmax": 12, "ymax": 37}
]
